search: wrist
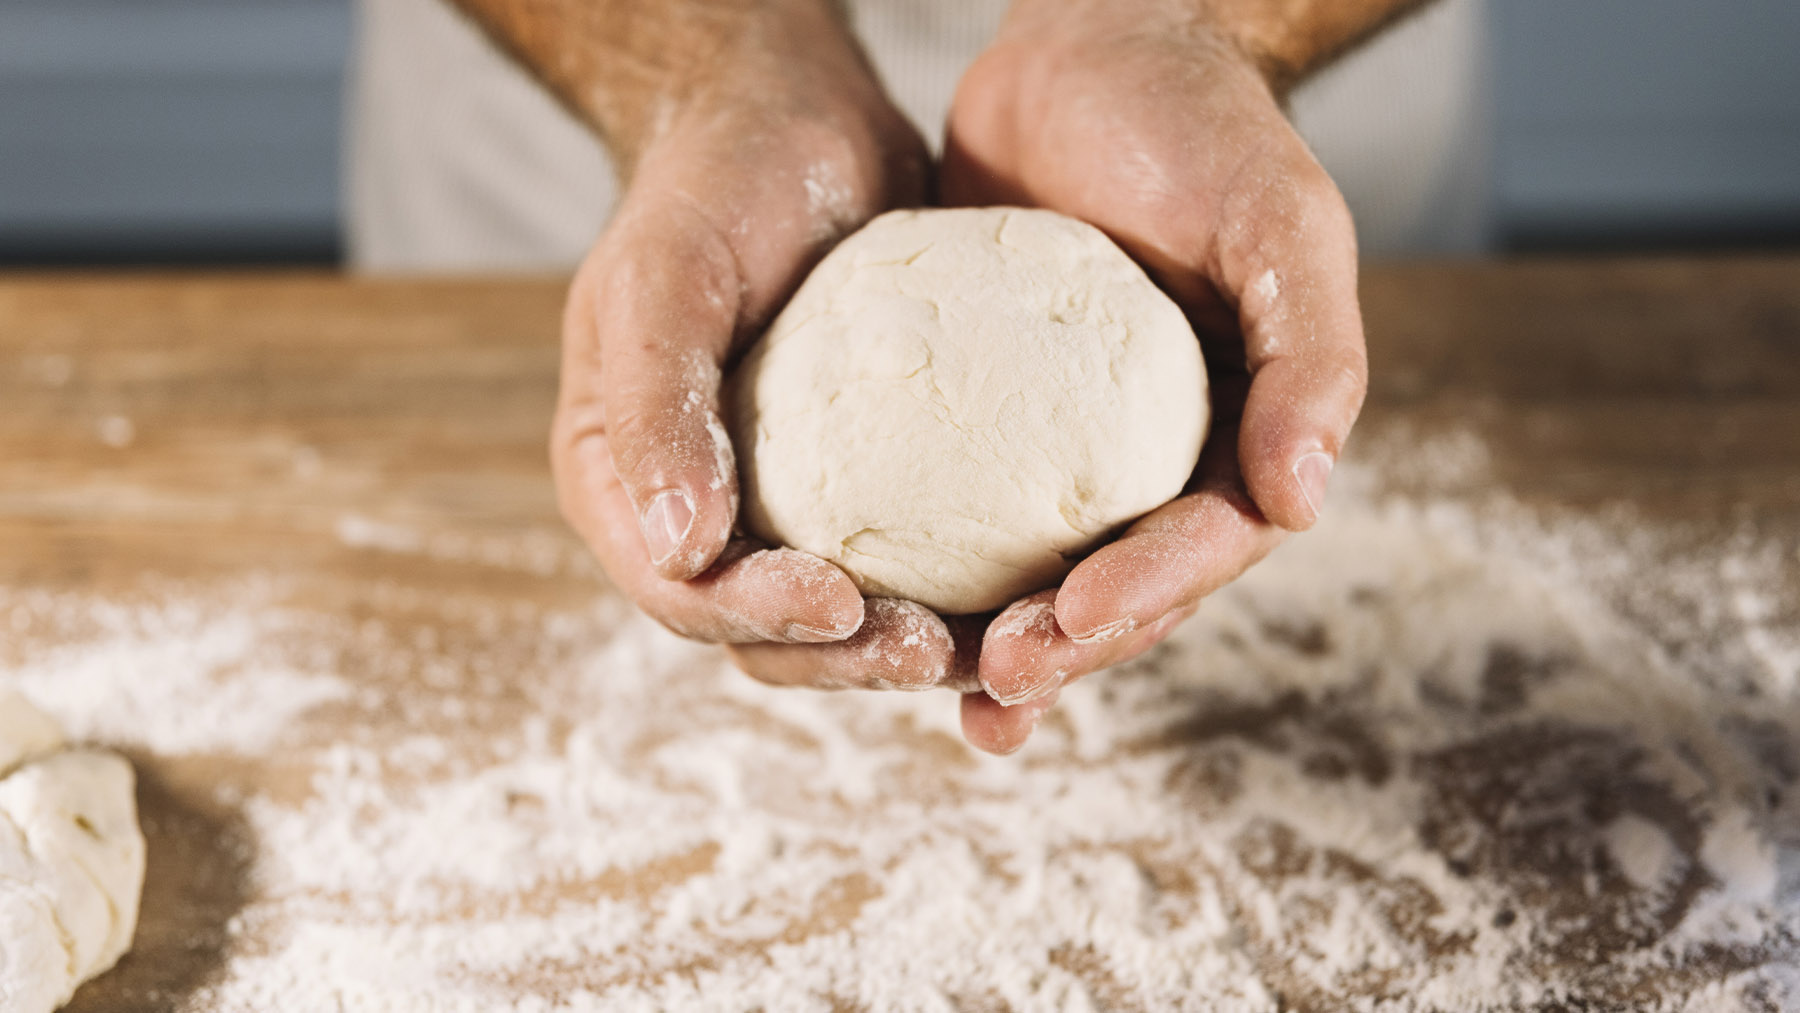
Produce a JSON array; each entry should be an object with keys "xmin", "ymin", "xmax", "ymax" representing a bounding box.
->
[
  {"xmin": 453, "ymin": 0, "xmax": 887, "ymax": 174},
  {"xmin": 991, "ymin": 0, "xmax": 1265, "ymax": 87},
  {"xmin": 993, "ymin": 0, "xmax": 1424, "ymax": 95},
  {"xmin": 1192, "ymin": 0, "xmax": 1367, "ymax": 93},
  {"xmin": 1197, "ymin": 0, "xmax": 1437, "ymax": 92},
  {"xmin": 632, "ymin": 9, "xmax": 926, "ymax": 212}
]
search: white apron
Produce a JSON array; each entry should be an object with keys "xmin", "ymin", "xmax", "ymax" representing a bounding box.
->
[{"xmin": 346, "ymin": 0, "xmax": 1488, "ymax": 270}]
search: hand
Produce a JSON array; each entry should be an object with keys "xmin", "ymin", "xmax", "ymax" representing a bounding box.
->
[
  {"xmin": 942, "ymin": 0, "xmax": 1369, "ymax": 753},
  {"xmin": 553, "ymin": 2, "xmax": 967, "ymax": 688}
]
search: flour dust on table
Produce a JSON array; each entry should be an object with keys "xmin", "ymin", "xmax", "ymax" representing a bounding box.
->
[{"xmin": 2, "ymin": 457, "xmax": 1796, "ymax": 1011}]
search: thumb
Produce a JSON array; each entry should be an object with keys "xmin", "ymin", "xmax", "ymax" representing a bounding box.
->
[
  {"xmin": 588, "ymin": 191, "xmax": 744, "ymax": 580},
  {"xmin": 1219, "ymin": 146, "xmax": 1367, "ymax": 531}
]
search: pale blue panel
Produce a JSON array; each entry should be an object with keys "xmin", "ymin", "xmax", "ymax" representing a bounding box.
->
[
  {"xmin": 0, "ymin": 0, "xmax": 350, "ymax": 260},
  {"xmin": 1491, "ymin": 0, "xmax": 1800, "ymax": 246}
]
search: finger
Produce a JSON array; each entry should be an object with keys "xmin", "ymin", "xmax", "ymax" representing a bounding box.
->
[
  {"xmin": 978, "ymin": 591, "xmax": 1064, "ymax": 705},
  {"xmin": 1053, "ymin": 602, "xmax": 1197, "ymax": 691},
  {"xmin": 960, "ymin": 689, "xmax": 1060, "ymax": 756},
  {"xmin": 586, "ymin": 191, "xmax": 745, "ymax": 580},
  {"xmin": 554, "ymin": 416, "xmax": 864, "ymax": 643},
  {"xmin": 728, "ymin": 598, "xmax": 957, "ymax": 690},
  {"xmin": 980, "ymin": 589, "xmax": 1194, "ymax": 705},
  {"xmin": 1216, "ymin": 142, "xmax": 1368, "ymax": 532},
  {"xmin": 1052, "ymin": 427, "xmax": 1284, "ymax": 642},
  {"xmin": 963, "ymin": 604, "xmax": 1194, "ymax": 755}
]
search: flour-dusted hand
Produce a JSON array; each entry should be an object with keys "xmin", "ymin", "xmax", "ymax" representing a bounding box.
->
[
  {"xmin": 450, "ymin": 0, "xmax": 963, "ymax": 682},
  {"xmin": 943, "ymin": 0, "xmax": 1423, "ymax": 752}
]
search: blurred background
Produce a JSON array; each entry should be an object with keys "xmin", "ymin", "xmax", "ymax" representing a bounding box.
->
[{"xmin": 2, "ymin": 0, "xmax": 1797, "ymax": 267}]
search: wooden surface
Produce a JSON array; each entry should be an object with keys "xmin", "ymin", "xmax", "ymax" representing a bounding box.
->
[
  {"xmin": 7, "ymin": 259, "xmax": 1798, "ymax": 560},
  {"xmin": 2, "ymin": 259, "xmax": 1798, "ymax": 1009}
]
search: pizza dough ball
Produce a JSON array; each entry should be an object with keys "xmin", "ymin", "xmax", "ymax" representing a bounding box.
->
[
  {"xmin": 728, "ymin": 207, "xmax": 1208, "ymax": 614},
  {"xmin": 0, "ymin": 690, "xmax": 145, "ymax": 1013}
]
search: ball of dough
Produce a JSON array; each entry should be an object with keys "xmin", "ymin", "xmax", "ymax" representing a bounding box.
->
[
  {"xmin": 727, "ymin": 207, "xmax": 1208, "ymax": 614},
  {"xmin": 0, "ymin": 690, "xmax": 145, "ymax": 1013}
]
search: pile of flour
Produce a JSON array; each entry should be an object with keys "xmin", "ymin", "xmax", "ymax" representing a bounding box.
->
[{"xmin": 2, "ymin": 458, "xmax": 1796, "ymax": 1011}]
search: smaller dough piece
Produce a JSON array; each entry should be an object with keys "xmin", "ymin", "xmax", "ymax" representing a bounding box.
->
[
  {"xmin": 0, "ymin": 881, "xmax": 71, "ymax": 1013},
  {"xmin": 0, "ymin": 751, "xmax": 146, "ymax": 988},
  {"xmin": 0, "ymin": 692, "xmax": 145, "ymax": 1013}
]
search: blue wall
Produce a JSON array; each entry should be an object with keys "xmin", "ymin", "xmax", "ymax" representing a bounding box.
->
[
  {"xmin": 0, "ymin": 0, "xmax": 1796, "ymax": 262},
  {"xmin": 0, "ymin": 1, "xmax": 349, "ymax": 262},
  {"xmin": 1492, "ymin": 0, "xmax": 1800, "ymax": 248}
]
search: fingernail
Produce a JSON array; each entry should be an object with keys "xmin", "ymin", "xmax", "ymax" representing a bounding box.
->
[
  {"xmin": 1068, "ymin": 616, "xmax": 1136, "ymax": 645},
  {"xmin": 991, "ymin": 669, "xmax": 1065, "ymax": 707},
  {"xmin": 1292, "ymin": 452, "xmax": 1333, "ymax": 523},
  {"xmin": 785, "ymin": 622, "xmax": 856, "ymax": 644},
  {"xmin": 640, "ymin": 489, "xmax": 694, "ymax": 566}
]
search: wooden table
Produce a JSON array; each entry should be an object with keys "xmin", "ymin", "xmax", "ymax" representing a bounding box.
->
[{"xmin": 2, "ymin": 260, "xmax": 1797, "ymax": 1010}]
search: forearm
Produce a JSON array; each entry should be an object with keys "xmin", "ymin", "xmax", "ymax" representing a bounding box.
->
[
  {"xmin": 1200, "ymin": 0, "xmax": 1434, "ymax": 89},
  {"xmin": 1001, "ymin": 0, "xmax": 1433, "ymax": 94},
  {"xmin": 444, "ymin": 0, "xmax": 867, "ymax": 171}
]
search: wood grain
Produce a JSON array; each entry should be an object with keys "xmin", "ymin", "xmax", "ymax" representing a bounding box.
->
[{"xmin": 2, "ymin": 259, "xmax": 1797, "ymax": 1009}]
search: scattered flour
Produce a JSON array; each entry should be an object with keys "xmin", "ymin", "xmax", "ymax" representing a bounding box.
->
[
  {"xmin": 95, "ymin": 415, "xmax": 136, "ymax": 449},
  {"xmin": 334, "ymin": 514, "xmax": 592, "ymax": 579},
  {"xmin": 799, "ymin": 160, "xmax": 859, "ymax": 245},
  {"xmin": 2, "ymin": 459, "xmax": 1796, "ymax": 1011},
  {"xmin": 4, "ymin": 589, "xmax": 350, "ymax": 756}
]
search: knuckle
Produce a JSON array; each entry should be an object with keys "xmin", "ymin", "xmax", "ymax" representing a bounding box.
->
[
  {"xmin": 548, "ymin": 409, "xmax": 610, "ymax": 533},
  {"xmin": 604, "ymin": 399, "xmax": 722, "ymax": 502},
  {"xmin": 603, "ymin": 403, "xmax": 660, "ymax": 464},
  {"xmin": 551, "ymin": 458, "xmax": 584, "ymax": 531},
  {"xmin": 1298, "ymin": 165, "xmax": 1353, "ymax": 227},
  {"xmin": 551, "ymin": 470, "xmax": 606, "ymax": 551},
  {"xmin": 723, "ymin": 647, "xmax": 782, "ymax": 685},
  {"xmin": 882, "ymin": 661, "xmax": 945, "ymax": 692},
  {"xmin": 608, "ymin": 401, "xmax": 696, "ymax": 488},
  {"xmin": 657, "ymin": 200, "xmax": 742, "ymax": 321},
  {"xmin": 1322, "ymin": 355, "xmax": 1370, "ymax": 426},
  {"xmin": 643, "ymin": 603, "xmax": 708, "ymax": 643},
  {"xmin": 1318, "ymin": 346, "xmax": 1370, "ymax": 394},
  {"xmin": 1229, "ymin": 150, "xmax": 1356, "ymax": 262}
]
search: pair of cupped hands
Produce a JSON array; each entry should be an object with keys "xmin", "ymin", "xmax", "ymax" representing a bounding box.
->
[{"xmin": 553, "ymin": 0, "xmax": 1368, "ymax": 754}]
